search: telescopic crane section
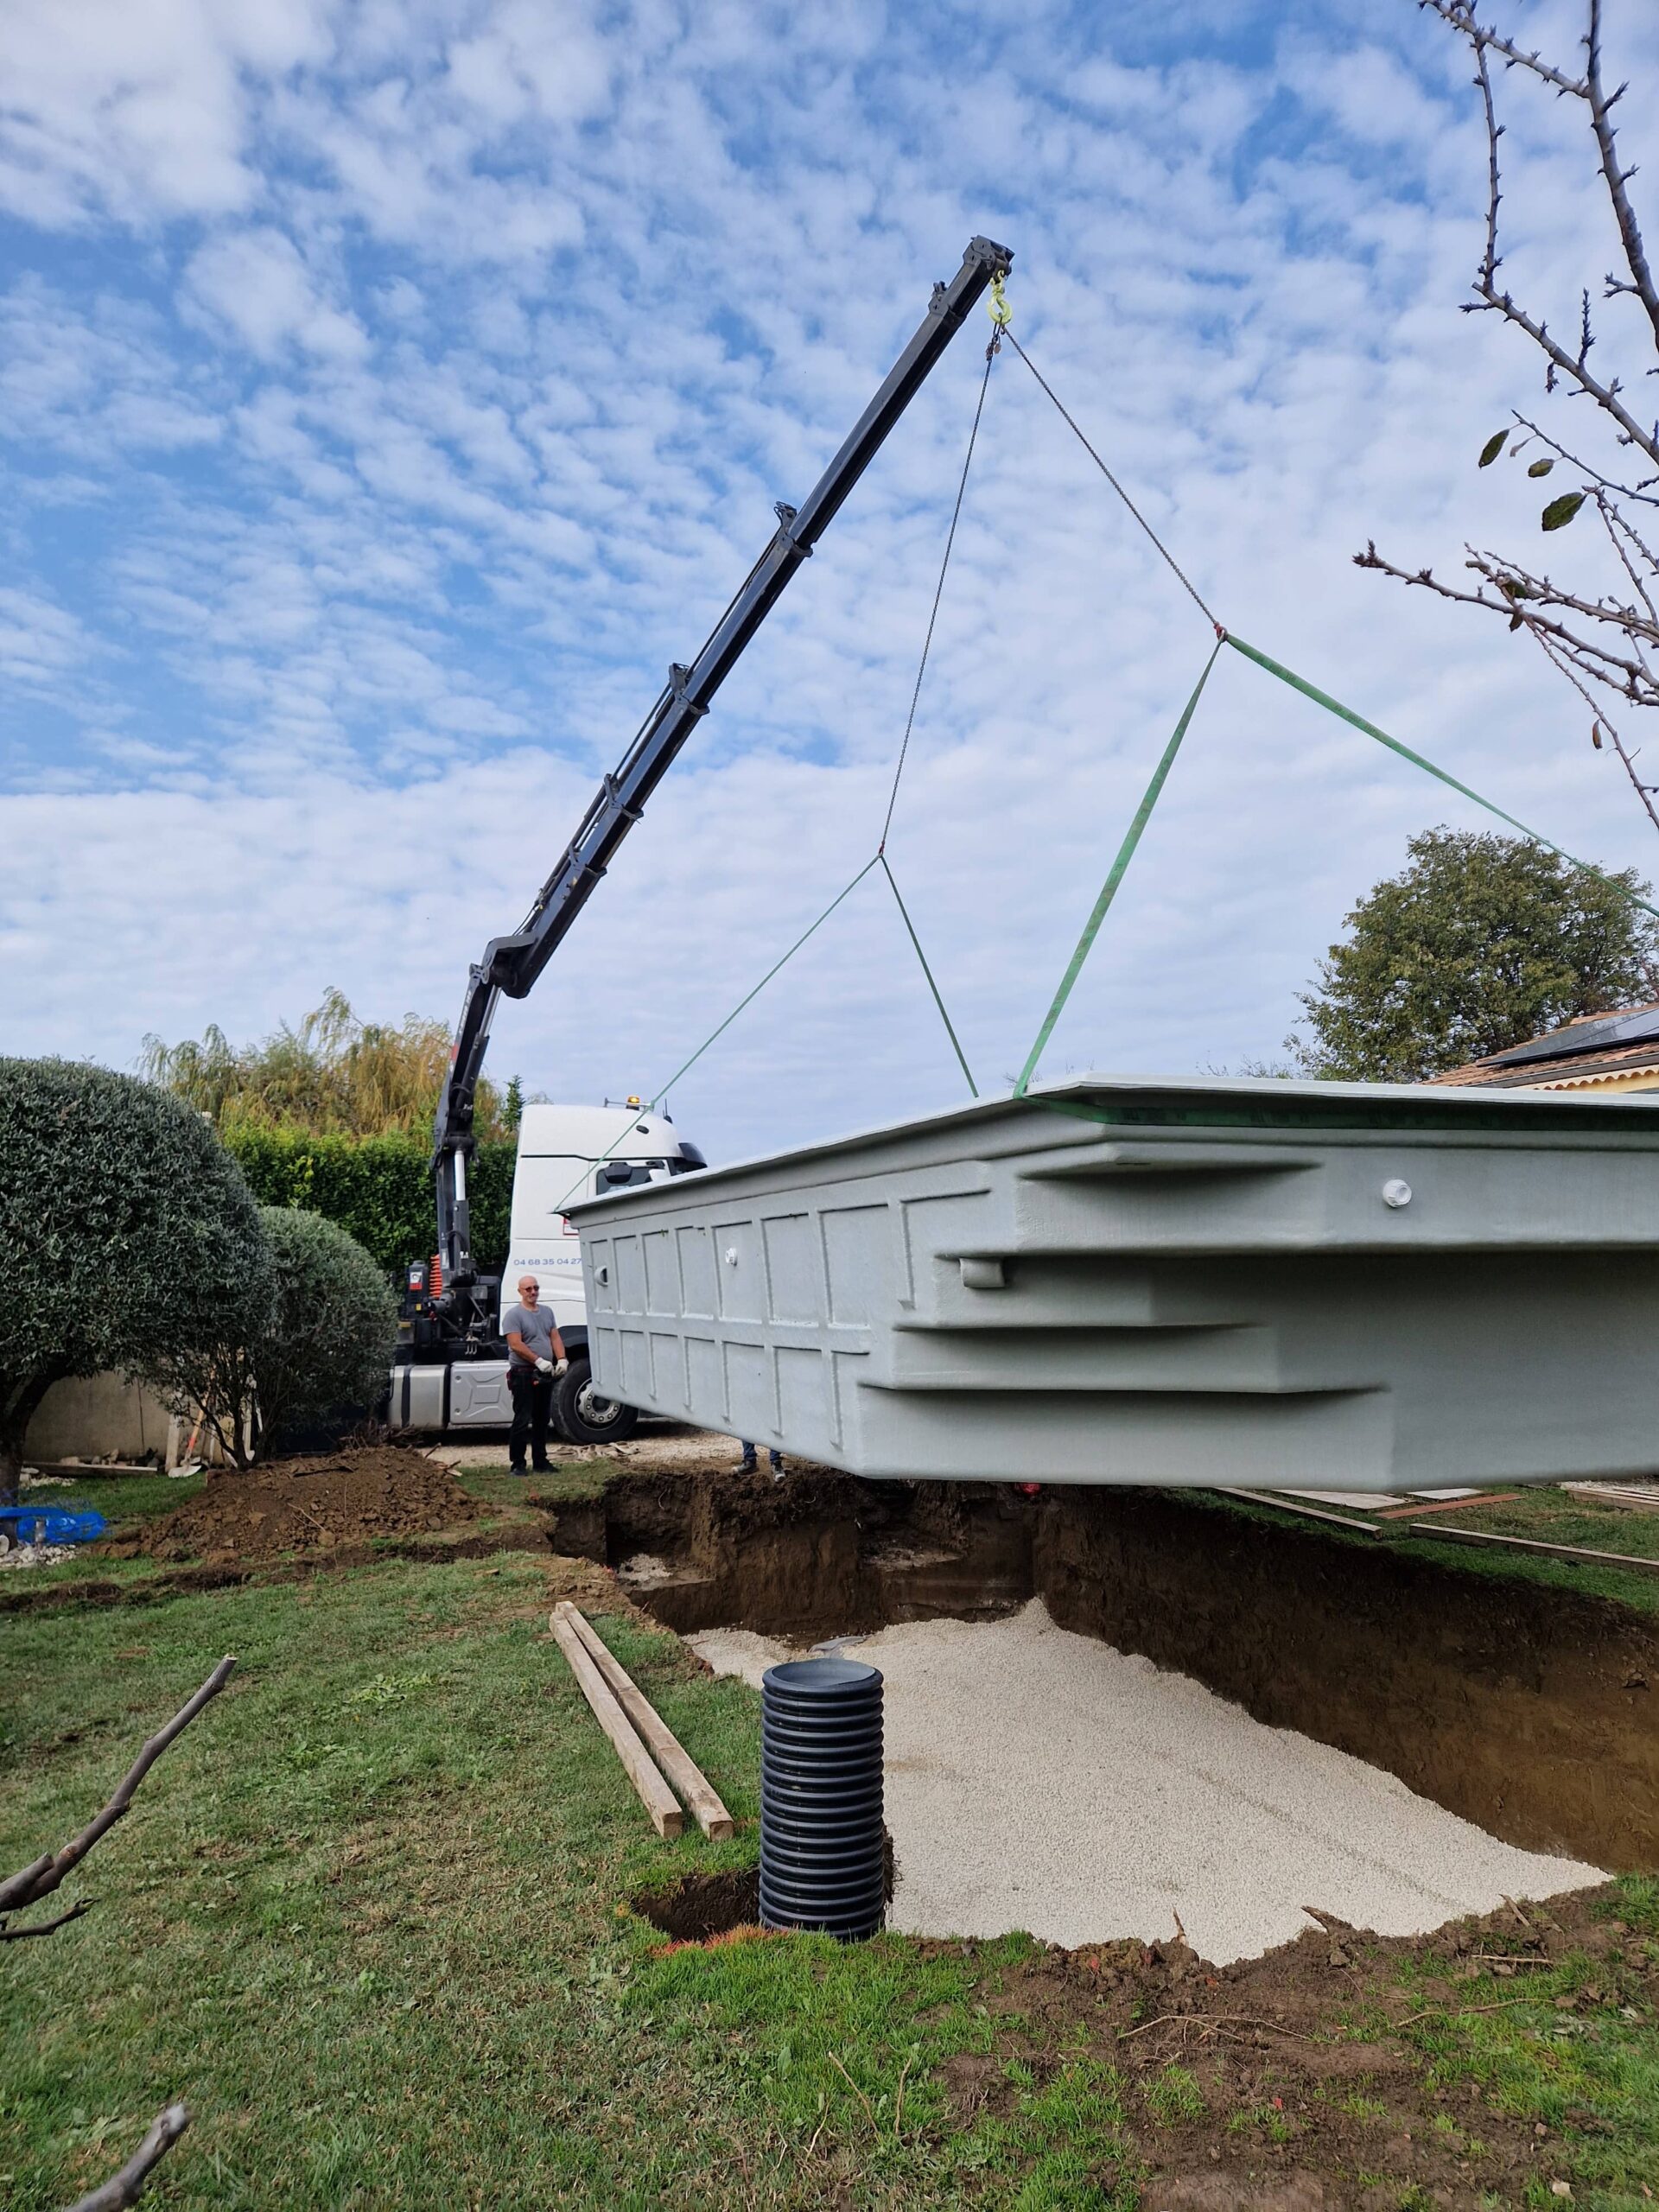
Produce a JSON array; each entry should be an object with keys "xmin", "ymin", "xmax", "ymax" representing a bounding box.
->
[{"xmin": 432, "ymin": 233, "xmax": 1013, "ymax": 1289}]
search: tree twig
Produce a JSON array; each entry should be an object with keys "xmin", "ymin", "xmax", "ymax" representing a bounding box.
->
[
  {"xmin": 1584, "ymin": 0, "xmax": 1659, "ymax": 353},
  {"xmin": 828, "ymin": 2050, "xmax": 880, "ymax": 2136},
  {"xmin": 1419, "ymin": 1, "xmax": 1587, "ymax": 99},
  {"xmin": 893, "ymin": 2050, "xmax": 913, "ymax": 2140},
  {"xmin": 63, "ymin": 2103, "xmax": 190, "ymax": 2212},
  {"xmin": 0, "ymin": 1897, "xmax": 92, "ymax": 1942},
  {"xmin": 0, "ymin": 1657, "xmax": 237, "ymax": 1917},
  {"xmin": 1352, "ymin": 543, "xmax": 1659, "ymax": 708}
]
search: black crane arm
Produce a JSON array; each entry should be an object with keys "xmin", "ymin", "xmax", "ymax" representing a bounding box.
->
[{"xmin": 431, "ymin": 233, "xmax": 1012, "ymax": 1285}]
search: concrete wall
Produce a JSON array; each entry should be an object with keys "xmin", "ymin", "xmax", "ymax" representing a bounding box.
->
[{"xmin": 24, "ymin": 1374, "xmax": 181, "ymax": 1467}]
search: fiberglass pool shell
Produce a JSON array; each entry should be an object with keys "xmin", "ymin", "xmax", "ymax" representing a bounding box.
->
[{"xmin": 565, "ymin": 1073, "xmax": 1659, "ymax": 1491}]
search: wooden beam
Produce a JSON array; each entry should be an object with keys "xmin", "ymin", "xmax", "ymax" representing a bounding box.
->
[
  {"xmin": 1375, "ymin": 1491, "xmax": 1523, "ymax": 1521},
  {"xmin": 549, "ymin": 1611, "xmax": 683, "ymax": 1839},
  {"xmin": 1402, "ymin": 1522, "xmax": 1659, "ymax": 1577},
  {"xmin": 554, "ymin": 1603, "xmax": 735, "ymax": 1840},
  {"xmin": 1216, "ymin": 1489, "xmax": 1381, "ymax": 1535}
]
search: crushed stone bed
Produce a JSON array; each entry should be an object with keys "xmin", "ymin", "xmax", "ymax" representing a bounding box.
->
[{"xmin": 691, "ymin": 1597, "xmax": 1600, "ymax": 1962}]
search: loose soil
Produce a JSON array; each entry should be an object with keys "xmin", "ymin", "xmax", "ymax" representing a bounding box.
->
[
  {"xmin": 601, "ymin": 1468, "xmax": 1659, "ymax": 1871},
  {"xmin": 632, "ymin": 1875, "xmax": 1646, "ymax": 2208},
  {"xmin": 99, "ymin": 1445, "xmax": 479, "ymax": 1565}
]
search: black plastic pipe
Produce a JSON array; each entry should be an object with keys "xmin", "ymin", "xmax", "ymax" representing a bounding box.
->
[{"xmin": 759, "ymin": 1656, "xmax": 885, "ymax": 1941}]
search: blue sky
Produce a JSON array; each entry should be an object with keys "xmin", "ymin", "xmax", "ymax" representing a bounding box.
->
[{"xmin": 3, "ymin": 0, "xmax": 1658, "ymax": 1162}]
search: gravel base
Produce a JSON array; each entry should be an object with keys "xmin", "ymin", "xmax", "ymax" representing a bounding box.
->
[{"xmin": 690, "ymin": 1598, "xmax": 1600, "ymax": 1962}]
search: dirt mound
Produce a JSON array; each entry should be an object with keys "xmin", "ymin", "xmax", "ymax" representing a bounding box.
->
[{"xmin": 112, "ymin": 1446, "xmax": 478, "ymax": 1564}]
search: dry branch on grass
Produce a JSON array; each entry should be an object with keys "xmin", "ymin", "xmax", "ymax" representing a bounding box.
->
[
  {"xmin": 62, "ymin": 2103, "xmax": 190, "ymax": 2212},
  {"xmin": 0, "ymin": 1656, "xmax": 236, "ymax": 1936}
]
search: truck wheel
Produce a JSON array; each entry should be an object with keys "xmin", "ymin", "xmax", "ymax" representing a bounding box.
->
[{"xmin": 552, "ymin": 1359, "xmax": 639, "ymax": 1446}]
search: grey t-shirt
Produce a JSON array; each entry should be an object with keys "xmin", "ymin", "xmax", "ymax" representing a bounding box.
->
[{"xmin": 503, "ymin": 1302, "xmax": 559, "ymax": 1368}]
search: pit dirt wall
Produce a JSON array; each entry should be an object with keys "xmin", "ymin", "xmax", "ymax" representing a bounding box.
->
[{"xmin": 588, "ymin": 1471, "xmax": 1659, "ymax": 1871}]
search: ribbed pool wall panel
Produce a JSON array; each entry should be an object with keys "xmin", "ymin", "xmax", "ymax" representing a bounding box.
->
[{"xmin": 565, "ymin": 1075, "xmax": 1659, "ymax": 1489}]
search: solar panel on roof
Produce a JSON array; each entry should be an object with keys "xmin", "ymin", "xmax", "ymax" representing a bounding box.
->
[{"xmin": 1488, "ymin": 1007, "xmax": 1659, "ymax": 1067}]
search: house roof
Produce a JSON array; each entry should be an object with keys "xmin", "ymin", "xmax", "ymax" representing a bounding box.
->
[{"xmin": 1426, "ymin": 1003, "xmax": 1659, "ymax": 1090}]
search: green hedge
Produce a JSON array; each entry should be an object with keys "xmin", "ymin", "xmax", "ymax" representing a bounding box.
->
[{"xmin": 222, "ymin": 1128, "xmax": 517, "ymax": 1280}]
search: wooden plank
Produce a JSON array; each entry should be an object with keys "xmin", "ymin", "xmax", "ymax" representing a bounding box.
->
[
  {"xmin": 549, "ymin": 1611, "xmax": 683, "ymax": 1838},
  {"xmin": 1403, "ymin": 1522, "xmax": 1659, "ymax": 1578},
  {"xmin": 555, "ymin": 1603, "xmax": 735, "ymax": 1840},
  {"xmin": 1217, "ymin": 1488, "xmax": 1381, "ymax": 1535},
  {"xmin": 1375, "ymin": 1491, "xmax": 1523, "ymax": 1521},
  {"xmin": 1562, "ymin": 1482, "xmax": 1659, "ymax": 1515}
]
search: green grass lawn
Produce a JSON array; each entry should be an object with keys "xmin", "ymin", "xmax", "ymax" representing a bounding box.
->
[
  {"xmin": 3, "ymin": 1549, "xmax": 1659, "ymax": 2209},
  {"xmin": 0, "ymin": 1556, "xmax": 1128, "ymax": 2209},
  {"xmin": 9, "ymin": 1460, "xmax": 1659, "ymax": 2206},
  {"xmin": 1194, "ymin": 1484, "xmax": 1659, "ymax": 1618}
]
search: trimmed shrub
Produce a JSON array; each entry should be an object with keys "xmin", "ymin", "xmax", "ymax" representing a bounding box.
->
[
  {"xmin": 148, "ymin": 1207, "xmax": 398, "ymax": 1467},
  {"xmin": 0, "ymin": 1059, "xmax": 272, "ymax": 1500},
  {"xmin": 222, "ymin": 1128, "xmax": 516, "ymax": 1279}
]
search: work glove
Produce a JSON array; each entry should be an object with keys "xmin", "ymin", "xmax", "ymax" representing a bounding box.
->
[
  {"xmin": 555, "ymin": 1357, "xmax": 569, "ymax": 1376},
  {"xmin": 536, "ymin": 1356, "xmax": 555, "ymax": 1375}
]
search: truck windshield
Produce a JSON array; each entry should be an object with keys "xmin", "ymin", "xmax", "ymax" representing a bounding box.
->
[{"xmin": 594, "ymin": 1160, "xmax": 664, "ymax": 1193}]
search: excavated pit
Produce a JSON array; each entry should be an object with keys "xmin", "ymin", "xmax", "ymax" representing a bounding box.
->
[{"xmin": 594, "ymin": 1469, "xmax": 1659, "ymax": 1872}]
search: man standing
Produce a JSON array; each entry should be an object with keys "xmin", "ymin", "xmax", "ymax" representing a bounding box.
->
[{"xmin": 502, "ymin": 1274, "xmax": 567, "ymax": 1476}]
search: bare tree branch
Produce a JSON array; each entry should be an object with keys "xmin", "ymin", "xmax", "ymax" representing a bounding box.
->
[
  {"xmin": 1446, "ymin": 10, "xmax": 1659, "ymax": 464},
  {"xmin": 1353, "ymin": 543, "xmax": 1659, "ymax": 705},
  {"xmin": 1419, "ymin": 1, "xmax": 1587, "ymax": 98},
  {"xmin": 0, "ymin": 1659, "xmax": 236, "ymax": 1920},
  {"xmin": 1527, "ymin": 617, "xmax": 1659, "ymax": 834},
  {"xmin": 1585, "ymin": 0, "xmax": 1659, "ymax": 351},
  {"xmin": 63, "ymin": 2104, "xmax": 190, "ymax": 2212},
  {"xmin": 1510, "ymin": 411, "xmax": 1659, "ymax": 508},
  {"xmin": 1470, "ymin": 264, "xmax": 1659, "ymax": 466},
  {"xmin": 0, "ymin": 1897, "xmax": 93, "ymax": 1942},
  {"xmin": 1595, "ymin": 491, "xmax": 1659, "ymax": 627}
]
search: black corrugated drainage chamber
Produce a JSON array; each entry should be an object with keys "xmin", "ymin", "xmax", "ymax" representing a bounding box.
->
[{"xmin": 759, "ymin": 1656, "xmax": 885, "ymax": 1940}]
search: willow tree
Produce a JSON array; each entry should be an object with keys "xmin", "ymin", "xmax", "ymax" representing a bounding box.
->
[{"xmin": 143, "ymin": 988, "xmax": 512, "ymax": 1141}]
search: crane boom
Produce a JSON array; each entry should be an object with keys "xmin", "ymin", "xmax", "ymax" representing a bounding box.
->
[{"xmin": 431, "ymin": 233, "xmax": 1012, "ymax": 1287}]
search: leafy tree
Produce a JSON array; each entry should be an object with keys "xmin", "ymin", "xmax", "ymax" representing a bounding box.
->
[
  {"xmin": 0, "ymin": 1061, "xmax": 272, "ymax": 1503},
  {"xmin": 149, "ymin": 1208, "xmax": 397, "ymax": 1469},
  {"xmin": 142, "ymin": 988, "xmax": 509, "ymax": 1141},
  {"xmin": 1359, "ymin": 5, "xmax": 1659, "ymax": 835},
  {"xmin": 1292, "ymin": 827, "xmax": 1659, "ymax": 1082}
]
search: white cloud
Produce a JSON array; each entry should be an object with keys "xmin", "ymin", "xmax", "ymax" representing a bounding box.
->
[
  {"xmin": 5, "ymin": 0, "xmax": 1659, "ymax": 1171},
  {"xmin": 0, "ymin": 0, "xmax": 332, "ymax": 226},
  {"xmin": 0, "ymin": 588, "xmax": 83, "ymax": 686},
  {"xmin": 185, "ymin": 228, "xmax": 369, "ymax": 360}
]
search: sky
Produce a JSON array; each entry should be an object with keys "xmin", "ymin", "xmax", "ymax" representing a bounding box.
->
[{"xmin": 4, "ymin": 0, "xmax": 1659, "ymax": 1166}]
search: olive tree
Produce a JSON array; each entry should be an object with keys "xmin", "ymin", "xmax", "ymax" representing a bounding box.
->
[
  {"xmin": 0, "ymin": 1060, "xmax": 272, "ymax": 1503},
  {"xmin": 149, "ymin": 1207, "xmax": 397, "ymax": 1466}
]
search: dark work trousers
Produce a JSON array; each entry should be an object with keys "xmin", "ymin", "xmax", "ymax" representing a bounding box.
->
[{"xmin": 507, "ymin": 1366, "xmax": 554, "ymax": 1470}]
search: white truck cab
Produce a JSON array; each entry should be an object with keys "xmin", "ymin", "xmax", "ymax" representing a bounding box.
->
[
  {"xmin": 505, "ymin": 1101, "xmax": 705, "ymax": 1341},
  {"xmin": 389, "ymin": 1100, "xmax": 705, "ymax": 1445}
]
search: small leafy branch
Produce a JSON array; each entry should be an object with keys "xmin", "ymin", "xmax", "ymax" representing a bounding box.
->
[{"xmin": 1357, "ymin": 1, "xmax": 1659, "ymax": 831}]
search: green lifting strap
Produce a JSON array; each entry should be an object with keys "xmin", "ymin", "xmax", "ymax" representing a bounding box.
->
[
  {"xmin": 881, "ymin": 855, "xmax": 978, "ymax": 1096},
  {"xmin": 1014, "ymin": 639, "xmax": 1223, "ymax": 1097},
  {"xmin": 552, "ymin": 855, "xmax": 882, "ymax": 1211},
  {"xmin": 1225, "ymin": 634, "xmax": 1659, "ymax": 923}
]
